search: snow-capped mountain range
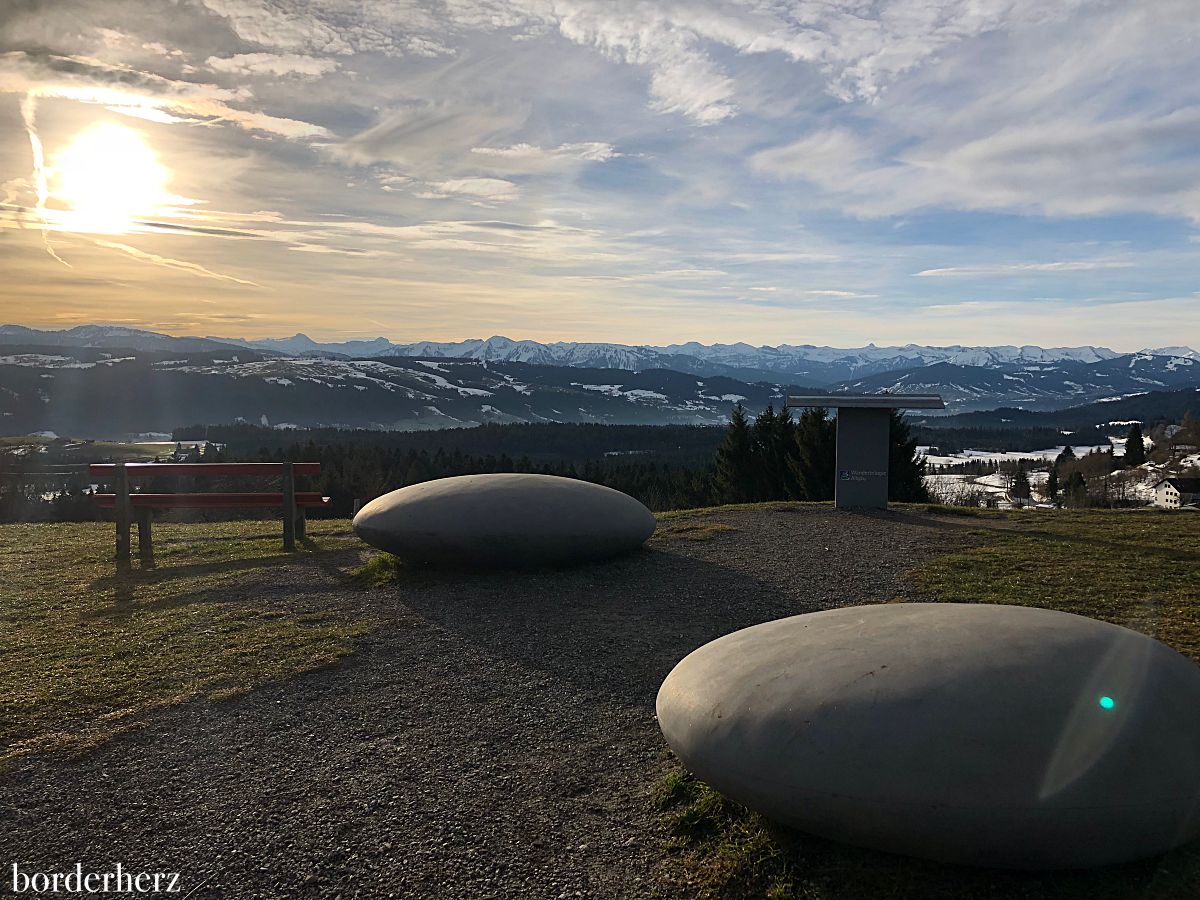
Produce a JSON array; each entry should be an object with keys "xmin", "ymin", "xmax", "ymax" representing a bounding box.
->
[
  {"xmin": 0, "ymin": 346, "xmax": 791, "ymax": 436},
  {"xmin": 0, "ymin": 325, "xmax": 1197, "ymax": 432},
  {"xmin": 213, "ymin": 331, "xmax": 1156, "ymax": 384}
]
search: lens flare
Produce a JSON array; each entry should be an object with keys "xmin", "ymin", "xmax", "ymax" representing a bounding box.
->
[
  {"xmin": 1099, "ymin": 695, "xmax": 1116, "ymax": 710},
  {"xmin": 51, "ymin": 123, "xmax": 169, "ymax": 233}
]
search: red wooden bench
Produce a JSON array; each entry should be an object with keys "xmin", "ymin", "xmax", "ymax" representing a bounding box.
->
[{"xmin": 90, "ymin": 462, "xmax": 329, "ymax": 567}]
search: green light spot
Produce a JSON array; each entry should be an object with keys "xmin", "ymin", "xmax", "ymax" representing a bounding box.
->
[{"xmin": 1099, "ymin": 696, "xmax": 1116, "ymax": 710}]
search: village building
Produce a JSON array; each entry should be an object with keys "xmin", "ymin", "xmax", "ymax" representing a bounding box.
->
[{"xmin": 1152, "ymin": 477, "xmax": 1200, "ymax": 509}]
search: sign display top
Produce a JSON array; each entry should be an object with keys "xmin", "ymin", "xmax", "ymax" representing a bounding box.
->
[{"xmin": 784, "ymin": 394, "xmax": 945, "ymax": 410}]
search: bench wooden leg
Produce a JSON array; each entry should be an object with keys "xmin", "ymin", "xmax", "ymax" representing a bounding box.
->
[
  {"xmin": 114, "ymin": 462, "xmax": 131, "ymax": 567},
  {"xmin": 282, "ymin": 462, "xmax": 296, "ymax": 552},
  {"xmin": 296, "ymin": 506, "xmax": 307, "ymax": 542},
  {"xmin": 137, "ymin": 508, "xmax": 155, "ymax": 567}
]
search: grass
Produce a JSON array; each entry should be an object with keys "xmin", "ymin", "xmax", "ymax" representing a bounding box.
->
[
  {"xmin": 656, "ymin": 506, "xmax": 1200, "ymax": 899},
  {"xmin": 910, "ymin": 508, "xmax": 1200, "ymax": 661},
  {"xmin": 0, "ymin": 518, "xmax": 369, "ymax": 767},
  {"xmin": 654, "ymin": 765, "xmax": 1200, "ymax": 900},
  {"xmin": 351, "ymin": 550, "xmax": 406, "ymax": 586}
]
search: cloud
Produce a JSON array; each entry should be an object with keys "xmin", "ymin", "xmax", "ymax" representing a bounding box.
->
[
  {"xmin": 194, "ymin": 0, "xmax": 1041, "ymax": 126},
  {"xmin": 802, "ymin": 289, "xmax": 876, "ymax": 298},
  {"xmin": 0, "ymin": 51, "xmax": 328, "ymax": 138},
  {"xmin": 915, "ymin": 261, "xmax": 1137, "ymax": 277},
  {"xmin": 90, "ymin": 237, "xmax": 259, "ymax": 285},
  {"xmin": 745, "ymin": 287, "xmax": 875, "ymax": 300},
  {"xmin": 743, "ymin": 1, "xmax": 1200, "ymax": 221},
  {"xmin": 470, "ymin": 141, "xmax": 619, "ymax": 172},
  {"xmin": 104, "ymin": 105, "xmax": 202, "ymax": 124},
  {"xmin": 913, "ymin": 294, "xmax": 1200, "ymax": 347},
  {"xmin": 206, "ymin": 52, "xmax": 339, "ymax": 78},
  {"xmin": 197, "ymin": 0, "xmax": 450, "ymax": 57},
  {"xmin": 554, "ymin": 7, "xmax": 738, "ymax": 123},
  {"xmin": 750, "ymin": 128, "xmax": 870, "ymax": 180},
  {"xmin": 332, "ymin": 99, "xmax": 529, "ymax": 169},
  {"xmin": 417, "ymin": 177, "xmax": 519, "ymax": 203}
]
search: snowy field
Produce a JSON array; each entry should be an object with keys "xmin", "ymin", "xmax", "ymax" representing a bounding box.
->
[
  {"xmin": 924, "ymin": 445, "xmax": 1200, "ymax": 508},
  {"xmin": 919, "ymin": 445, "xmax": 1112, "ymax": 467}
]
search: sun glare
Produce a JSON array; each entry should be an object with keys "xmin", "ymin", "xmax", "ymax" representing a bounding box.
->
[{"xmin": 51, "ymin": 123, "xmax": 170, "ymax": 233}]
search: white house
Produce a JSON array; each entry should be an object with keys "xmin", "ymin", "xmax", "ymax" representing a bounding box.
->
[{"xmin": 1152, "ymin": 477, "xmax": 1200, "ymax": 509}]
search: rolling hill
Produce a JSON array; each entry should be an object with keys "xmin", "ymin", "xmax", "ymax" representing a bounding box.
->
[{"xmin": 0, "ymin": 346, "xmax": 807, "ymax": 438}]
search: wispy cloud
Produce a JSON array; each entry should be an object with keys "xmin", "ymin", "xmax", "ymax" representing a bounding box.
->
[
  {"xmin": 205, "ymin": 53, "xmax": 339, "ymax": 79},
  {"xmin": 0, "ymin": 51, "xmax": 328, "ymax": 138},
  {"xmin": 417, "ymin": 178, "xmax": 520, "ymax": 204},
  {"xmin": 915, "ymin": 261, "xmax": 1137, "ymax": 277}
]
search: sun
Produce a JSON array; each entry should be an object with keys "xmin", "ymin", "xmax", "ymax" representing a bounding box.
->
[{"xmin": 50, "ymin": 123, "xmax": 170, "ymax": 234}]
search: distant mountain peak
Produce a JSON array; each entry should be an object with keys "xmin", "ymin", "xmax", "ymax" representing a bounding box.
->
[{"xmin": 1141, "ymin": 346, "xmax": 1199, "ymax": 359}]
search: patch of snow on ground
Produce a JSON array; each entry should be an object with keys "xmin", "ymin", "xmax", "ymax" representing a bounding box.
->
[
  {"xmin": 573, "ymin": 383, "xmax": 624, "ymax": 396},
  {"xmin": 623, "ymin": 389, "xmax": 668, "ymax": 402},
  {"xmin": 920, "ymin": 446, "xmax": 1111, "ymax": 467},
  {"xmin": 500, "ymin": 374, "xmax": 532, "ymax": 395},
  {"xmin": 0, "ymin": 355, "xmax": 98, "ymax": 369},
  {"xmin": 407, "ymin": 367, "xmax": 493, "ymax": 396},
  {"xmin": 423, "ymin": 405, "xmax": 469, "ymax": 423}
]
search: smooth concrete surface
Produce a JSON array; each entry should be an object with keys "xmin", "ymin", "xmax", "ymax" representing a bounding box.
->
[
  {"xmin": 656, "ymin": 603, "xmax": 1200, "ymax": 869},
  {"xmin": 834, "ymin": 406, "xmax": 891, "ymax": 509},
  {"xmin": 353, "ymin": 473, "xmax": 656, "ymax": 568}
]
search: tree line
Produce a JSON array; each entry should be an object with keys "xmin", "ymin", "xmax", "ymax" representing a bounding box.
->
[
  {"xmin": 712, "ymin": 405, "xmax": 928, "ymax": 504},
  {"xmin": 1, "ymin": 407, "xmax": 930, "ymax": 521}
]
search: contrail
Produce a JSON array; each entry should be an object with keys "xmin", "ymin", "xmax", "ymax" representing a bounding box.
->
[
  {"xmin": 90, "ymin": 238, "xmax": 260, "ymax": 286},
  {"xmin": 19, "ymin": 93, "xmax": 73, "ymax": 268}
]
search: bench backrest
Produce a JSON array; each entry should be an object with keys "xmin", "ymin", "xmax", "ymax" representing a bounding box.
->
[
  {"xmin": 94, "ymin": 492, "xmax": 329, "ymax": 508},
  {"xmin": 89, "ymin": 462, "xmax": 321, "ymax": 477}
]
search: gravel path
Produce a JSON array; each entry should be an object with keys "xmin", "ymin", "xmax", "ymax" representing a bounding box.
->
[{"xmin": 1, "ymin": 506, "xmax": 967, "ymax": 899}]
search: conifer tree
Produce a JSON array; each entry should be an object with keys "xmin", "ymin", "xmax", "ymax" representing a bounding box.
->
[
  {"xmin": 749, "ymin": 404, "xmax": 777, "ymax": 500},
  {"xmin": 1065, "ymin": 470, "xmax": 1088, "ymax": 507},
  {"xmin": 751, "ymin": 405, "xmax": 802, "ymax": 500},
  {"xmin": 1123, "ymin": 423, "xmax": 1146, "ymax": 467},
  {"xmin": 888, "ymin": 411, "xmax": 929, "ymax": 502},
  {"xmin": 715, "ymin": 404, "xmax": 756, "ymax": 503},
  {"xmin": 790, "ymin": 407, "xmax": 836, "ymax": 500},
  {"xmin": 1046, "ymin": 466, "xmax": 1059, "ymax": 504},
  {"xmin": 1010, "ymin": 464, "xmax": 1032, "ymax": 501}
]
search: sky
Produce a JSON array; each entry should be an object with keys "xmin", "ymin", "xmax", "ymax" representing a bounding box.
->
[{"xmin": 0, "ymin": 0, "xmax": 1198, "ymax": 350}]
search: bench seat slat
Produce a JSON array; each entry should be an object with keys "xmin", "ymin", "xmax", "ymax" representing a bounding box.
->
[
  {"xmin": 88, "ymin": 462, "xmax": 321, "ymax": 477},
  {"xmin": 94, "ymin": 492, "xmax": 330, "ymax": 509}
]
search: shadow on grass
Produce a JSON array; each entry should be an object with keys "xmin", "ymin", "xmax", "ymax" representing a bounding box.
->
[
  {"xmin": 655, "ymin": 766, "xmax": 1200, "ymax": 900},
  {"xmin": 87, "ymin": 540, "xmax": 359, "ymax": 613}
]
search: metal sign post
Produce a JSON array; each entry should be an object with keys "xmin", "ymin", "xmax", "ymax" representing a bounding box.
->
[{"xmin": 783, "ymin": 394, "xmax": 945, "ymax": 510}]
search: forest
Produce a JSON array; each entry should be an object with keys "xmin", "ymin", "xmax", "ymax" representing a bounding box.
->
[{"xmin": 1, "ymin": 408, "xmax": 928, "ymax": 521}]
